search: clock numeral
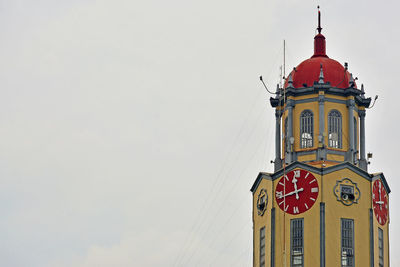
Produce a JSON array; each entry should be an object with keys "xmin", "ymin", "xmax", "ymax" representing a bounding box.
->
[
  {"xmin": 293, "ymin": 206, "xmax": 299, "ymax": 214},
  {"xmin": 309, "ymin": 179, "xmax": 317, "ymax": 184},
  {"xmin": 304, "ymin": 203, "xmax": 309, "ymax": 209},
  {"xmin": 284, "ymin": 175, "xmax": 289, "ymax": 181},
  {"xmin": 305, "ymin": 172, "xmax": 309, "ymax": 179},
  {"xmin": 279, "ymin": 181, "xmax": 285, "ymax": 186},
  {"xmin": 310, "ymin": 197, "xmax": 316, "ymax": 202},
  {"xmin": 284, "ymin": 205, "xmax": 289, "ymax": 212},
  {"xmin": 293, "ymin": 170, "xmax": 300, "ymax": 178},
  {"xmin": 311, "ymin": 187, "xmax": 319, "ymax": 193},
  {"xmin": 276, "ymin": 191, "xmax": 283, "ymax": 199}
]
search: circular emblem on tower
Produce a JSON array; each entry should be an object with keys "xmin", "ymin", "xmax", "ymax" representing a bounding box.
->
[
  {"xmin": 257, "ymin": 189, "xmax": 268, "ymax": 216},
  {"xmin": 333, "ymin": 178, "xmax": 361, "ymax": 206}
]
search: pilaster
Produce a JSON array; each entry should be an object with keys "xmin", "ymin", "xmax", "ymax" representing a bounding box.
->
[
  {"xmin": 286, "ymin": 99, "xmax": 295, "ymax": 164},
  {"xmin": 317, "ymin": 93, "xmax": 326, "ymax": 161},
  {"xmin": 320, "ymin": 202, "xmax": 326, "ymax": 267},
  {"xmin": 347, "ymin": 99, "xmax": 355, "ymax": 163},
  {"xmin": 274, "ymin": 109, "xmax": 282, "ymax": 171},
  {"xmin": 359, "ymin": 110, "xmax": 367, "ymax": 171}
]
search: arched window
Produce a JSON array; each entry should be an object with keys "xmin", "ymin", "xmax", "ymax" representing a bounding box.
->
[
  {"xmin": 328, "ymin": 110, "xmax": 342, "ymax": 148},
  {"xmin": 300, "ymin": 110, "xmax": 313, "ymax": 148}
]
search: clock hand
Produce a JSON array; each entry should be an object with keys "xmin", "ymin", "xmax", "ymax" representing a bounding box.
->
[
  {"xmin": 277, "ymin": 188, "xmax": 304, "ymax": 199},
  {"xmin": 292, "ymin": 176, "xmax": 300, "ymax": 200}
]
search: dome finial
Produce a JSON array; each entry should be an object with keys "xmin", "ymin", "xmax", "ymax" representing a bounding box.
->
[
  {"xmin": 317, "ymin": 6, "xmax": 322, "ymax": 34},
  {"xmin": 312, "ymin": 6, "xmax": 327, "ymax": 58}
]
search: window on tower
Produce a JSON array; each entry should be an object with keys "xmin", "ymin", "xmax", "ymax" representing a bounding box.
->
[
  {"xmin": 328, "ymin": 110, "xmax": 342, "ymax": 148},
  {"xmin": 291, "ymin": 218, "xmax": 304, "ymax": 267},
  {"xmin": 260, "ymin": 227, "xmax": 266, "ymax": 267},
  {"xmin": 341, "ymin": 219, "xmax": 354, "ymax": 267},
  {"xmin": 378, "ymin": 228, "xmax": 384, "ymax": 267},
  {"xmin": 300, "ymin": 110, "xmax": 313, "ymax": 148}
]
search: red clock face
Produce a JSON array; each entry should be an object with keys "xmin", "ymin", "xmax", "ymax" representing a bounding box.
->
[
  {"xmin": 275, "ymin": 169, "xmax": 319, "ymax": 215},
  {"xmin": 372, "ymin": 179, "xmax": 388, "ymax": 225}
]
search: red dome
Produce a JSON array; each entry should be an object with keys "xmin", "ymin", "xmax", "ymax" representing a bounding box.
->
[
  {"xmin": 285, "ymin": 30, "xmax": 355, "ymax": 89},
  {"xmin": 286, "ymin": 56, "xmax": 354, "ymax": 89}
]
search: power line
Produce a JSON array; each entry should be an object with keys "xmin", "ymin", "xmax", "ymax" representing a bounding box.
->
[
  {"xmin": 179, "ymin": 108, "xmax": 268, "ymax": 266},
  {"xmin": 174, "ymin": 91, "xmax": 267, "ymax": 266}
]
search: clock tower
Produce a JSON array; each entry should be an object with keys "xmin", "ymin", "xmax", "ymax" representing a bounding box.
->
[{"xmin": 251, "ymin": 9, "xmax": 390, "ymax": 267}]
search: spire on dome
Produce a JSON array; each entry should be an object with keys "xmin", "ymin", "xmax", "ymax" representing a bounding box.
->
[
  {"xmin": 317, "ymin": 6, "xmax": 322, "ymax": 34},
  {"xmin": 318, "ymin": 64, "xmax": 324, "ymax": 83},
  {"xmin": 349, "ymin": 73, "xmax": 355, "ymax": 88},
  {"xmin": 312, "ymin": 6, "xmax": 327, "ymax": 58},
  {"xmin": 287, "ymin": 73, "xmax": 294, "ymax": 88}
]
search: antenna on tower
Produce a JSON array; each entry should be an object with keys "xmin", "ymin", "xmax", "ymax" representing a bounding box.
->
[{"xmin": 283, "ymin": 40, "xmax": 286, "ymax": 80}]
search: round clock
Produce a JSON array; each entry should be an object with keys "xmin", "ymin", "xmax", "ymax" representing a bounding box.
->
[
  {"xmin": 275, "ymin": 169, "xmax": 319, "ymax": 215},
  {"xmin": 372, "ymin": 179, "xmax": 388, "ymax": 225}
]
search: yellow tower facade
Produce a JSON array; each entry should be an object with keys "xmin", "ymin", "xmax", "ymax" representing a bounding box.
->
[{"xmin": 251, "ymin": 11, "xmax": 390, "ymax": 267}]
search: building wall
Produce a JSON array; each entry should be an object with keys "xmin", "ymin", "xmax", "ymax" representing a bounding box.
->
[
  {"xmin": 252, "ymin": 167, "xmax": 390, "ymax": 267},
  {"xmin": 323, "ymin": 168, "xmax": 371, "ymax": 266},
  {"xmin": 252, "ymin": 178, "xmax": 272, "ymax": 267}
]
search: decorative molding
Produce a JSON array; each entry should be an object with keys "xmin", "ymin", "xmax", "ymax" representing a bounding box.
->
[
  {"xmin": 333, "ymin": 178, "xmax": 361, "ymax": 206},
  {"xmin": 286, "ymin": 99, "xmax": 295, "ymax": 108},
  {"xmin": 250, "ymin": 172, "xmax": 272, "ymax": 193},
  {"xmin": 297, "ymin": 149, "xmax": 317, "ymax": 156},
  {"xmin": 250, "ymin": 162, "xmax": 390, "ymax": 195},
  {"xmin": 270, "ymin": 85, "xmax": 371, "ymax": 108},
  {"xmin": 326, "ymin": 149, "xmax": 346, "ymax": 156},
  {"xmin": 372, "ymin": 173, "xmax": 391, "ymax": 194},
  {"xmin": 347, "ymin": 98, "xmax": 356, "ymax": 107},
  {"xmin": 325, "ymin": 97, "xmax": 346, "ymax": 104},
  {"xmin": 282, "ymin": 97, "xmax": 359, "ymax": 113},
  {"xmin": 270, "ymin": 161, "xmax": 371, "ymax": 182}
]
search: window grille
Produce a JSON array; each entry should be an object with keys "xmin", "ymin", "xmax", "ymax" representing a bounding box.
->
[
  {"xmin": 291, "ymin": 218, "xmax": 304, "ymax": 267},
  {"xmin": 328, "ymin": 110, "xmax": 342, "ymax": 148},
  {"xmin": 341, "ymin": 219, "xmax": 354, "ymax": 267},
  {"xmin": 260, "ymin": 227, "xmax": 266, "ymax": 267},
  {"xmin": 378, "ymin": 228, "xmax": 384, "ymax": 267},
  {"xmin": 300, "ymin": 110, "xmax": 313, "ymax": 148}
]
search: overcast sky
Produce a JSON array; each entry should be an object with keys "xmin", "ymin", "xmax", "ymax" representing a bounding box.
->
[{"xmin": 0, "ymin": 0, "xmax": 399, "ymax": 266}]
